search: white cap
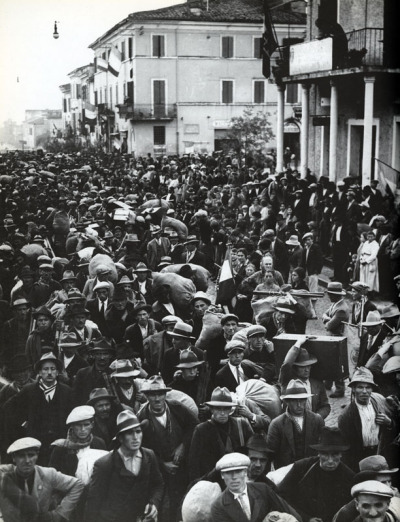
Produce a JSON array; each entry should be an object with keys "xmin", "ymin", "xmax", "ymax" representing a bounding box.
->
[
  {"xmin": 7, "ymin": 437, "xmax": 41, "ymax": 454},
  {"xmin": 66, "ymin": 405, "xmax": 95, "ymax": 425}
]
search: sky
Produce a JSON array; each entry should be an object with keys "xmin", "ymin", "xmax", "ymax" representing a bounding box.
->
[{"xmin": 0, "ymin": 0, "xmax": 183, "ymax": 124}]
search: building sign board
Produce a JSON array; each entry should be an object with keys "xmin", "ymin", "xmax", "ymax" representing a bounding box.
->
[
  {"xmin": 290, "ymin": 38, "xmax": 333, "ymax": 75},
  {"xmin": 213, "ymin": 120, "xmax": 232, "ymax": 129}
]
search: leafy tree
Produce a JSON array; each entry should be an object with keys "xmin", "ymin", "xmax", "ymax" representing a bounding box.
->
[{"xmin": 223, "ymin": 107, "xmax": 274, "ymax": 167}]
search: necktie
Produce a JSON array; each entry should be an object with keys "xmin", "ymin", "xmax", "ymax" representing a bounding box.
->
[
  {"xmin": 367, "ymin": 335, "xmax": 374, "ymax": 351},
  {"xmin": 100, "ymin": 302, "xmax": 105, "ymax": 316},
  {"xmin": 236, "ymin": 367, "xmax": 241, "ymax": 384},
  {"xmin": 238, "ymin": 492, "xmax": 251, "ymax": 521}
]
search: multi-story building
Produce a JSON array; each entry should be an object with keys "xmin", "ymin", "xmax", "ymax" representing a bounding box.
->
[
  {"xmin": 23, "ymin": 109, "xmax": 63, "ymax": 149},
  {"xmin": 279, "ymin": 0, "xmax": 400, "ymax": 185},
  {"xmin": 88, "ymin": 0, "xmax": 306, "ymax": 156}
]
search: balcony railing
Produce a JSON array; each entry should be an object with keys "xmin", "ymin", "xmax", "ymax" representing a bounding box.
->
[
  {"xmin": 346, "ymin": 28, "xmax": 384, "ymax": 67},
  {"xmin": 131, "ymin": 104, "xmax": 177, "ymax": 120},
  {"xmin": 97, "ymin": 103, "xmax": 115, "ymax": 117}
]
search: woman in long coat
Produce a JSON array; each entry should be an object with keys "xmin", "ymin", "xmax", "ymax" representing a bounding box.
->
[{"xmin": 359, "ymin": 230, "xmax": 380, "ymax": 293}]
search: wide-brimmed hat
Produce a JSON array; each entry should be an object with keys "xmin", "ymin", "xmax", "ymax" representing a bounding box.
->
[
  {"xmin": 125, "ymin": 233, "xmax": 140, "ymax": 243},
  {"xmin": 66, "ymin": 405, "xmax": 95, "ymax": 425},
  {"xmin": 273, "ymin": 298, "xmax": 295, "ymax": 315},
  {"xmin": 141, "ymin": 375, "xmax": 171, "ymax": 393},
  {"xmin": 348, "ymin": 366, "xmax": 377, "ymax": 388},
  {"xmin": 293, "ymin": 348, "xmax": 318, "ymax": 367},
  {"xmin": 133, "ymin": 303, "xmax": 152, "ymax": 316},
  {"xmin": 205, "ymin": 386, "xmax": 237, "ymax": 407},
  {"xmin": 191, "ymin": 291, "xmax": 211, "ymax": 305},
  {"xmin": 280, "ymin": 380, "xmax": 314, "ymax": 400},
  {"xmin": 64, "ymin": 289, "xmax": 86, "ymax": 303},
  {"xmin": 286, "ymin": 235, "xmax": 300, "ymax": 246},
  {"xmin": 361, "ymin": 310, "xmax": 385, "ymax": 326},
  {"xmin": 32, "ymin": 305, "xmax": 53, "ymax": 320},
  {"xmin": 87, "ymin": 387, "xmax": 115, "ymax": 405},
  {"xmin": 246, "ymin": 433, "xmax": 274, "ymax": 453},
  {"xmin": 176, "ymin": 350, "xmax": 203, "ymax": 369},
  {"xmin": 184, "ymin": 235, "xmax": 199, "ymax": 246},
  {"xmin": 380, "ymin": 304, "xmax": 400, "ymax": 319},
  {"xmin": 59, "ymin": 332, "xmax": 82, "ymax": 347},
  {"xmin": 350, "ymin": 281, "xmax": 370, "ymax": 294},
  {"xmin": 167, "ymin": 322, "xmax": 195, "ymax": 340},
  {"xmin": 326, "ymin": 282, "xmax": 346, "ymax": 295},
  {"xmin": 134, "ymin": 262, "xmax": 150, "ymax": 273},
  {"xmin": 116, "ymin": 410, "xmax": 148, "ymax": 436},
  {"xmin": 216, "ymin": 452, "xmax": 250, "ymax": 472},
  {"xmin": 89, "ymin": 338, "xmax": 115, "ymax": 353},
  {"xmin": 69, "ymin": 305, "xmax": 90, "ymax": 316},
  {"xmin": 157, "ymin": 256, "xmax": 172, "ymax": 269},
  {"xmin": 61, "ymin": 270, "xmax": 77, "ymax": 283},
  {"xmin": 309, "ymin": 427, "xmax": 350, "ymax": 452},
  {"xmin": 221, "ymin": 314, "xmax": 239, "ymax": 326},
  {"xmin": 12, "ymin": 298, "xmax": 30, "ymax": 309},
  {"xmin": 161, "ymin": 314, "xmax": 180, "ymax": 326},
  {"xmin": 302, "ymin": 232, "xmax": 313, "ymax": 241},
  {"xmin": 7, "ymin": 437, "xmax": 41, "ymax": 455},
  {"xmin": 117, "ymin": 275, "xmax": 134, "ymax": 286},
  {"xmin": 111, "ymin": 359, "xmax": 140, "ymax": 378},
  {"xmin": 93, "ymin": 281, "xmax": 111, "ymax": 292},
  {"xmin": 359, "ymin": 455, "xmax": 399, "ymax": 474},
  {"xmin": 34, "ymin": 352, "xmax": 62, "ymax": 374},
  {"xmin": 382, "ymin": 356, "xmax": 400, "ymax": 374}
]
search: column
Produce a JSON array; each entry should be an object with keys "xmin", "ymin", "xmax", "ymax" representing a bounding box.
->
[
  {"xmin": 329, "ymin": 80, "xmax": 338, "ymax": 182},
  {"xmin": 300, "ymin": 83, "xmax": 310, "ymax": 178},
  {"xmin": 361, "ymin": 76, "xmax": 375, "ymax": 187},
  {"xmin": 276, "ymin": 85, "xmax": 286, "ymax": 173}
]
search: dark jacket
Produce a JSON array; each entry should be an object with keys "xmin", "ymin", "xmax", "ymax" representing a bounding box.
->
[
  {"xmin": 301, "ymin": 243, "xmax": 323, "ymax": 275},
  {"xmin": 73, "ymin": 366, "xmax": 113, "ymax": 406},
  {"xmin": 214, "ymin": 363, "xmax": 256, "ymax": 392},
  {"xmin": 48, "ymin": 436, "xmax": 107, "ymax": 477},
  {"xmin": 124, "ymin": 319, "xmax": 162, "ymax": 359},
  {"xmin": 357, "ymin": 327, "xmax": 387, "ymax": 368},
  {"xmin": 84, "ymin": 447, "xmax": 164, "ymax": 522},
  {"xmin": 86, "ymin": 298, "xmax": 110, "ymax": 337}
]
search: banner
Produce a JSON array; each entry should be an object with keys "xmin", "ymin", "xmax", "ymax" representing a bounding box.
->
[
  {"xmin": 96, "ymin": 57, "xmax": 108, "ymax": 73},
  {"xmin": 262, "ymin": 0, "xmax": 279, "ymax": 79},
  {"xmin": 375, "ymin": 158, "xmax": 400, "ymax": 201},
  {"xmin": 108, "ymin": 47, "xmax": 122, "ymax": 77},
  {"xmin": 216, "ymin": 245, "xmax": 236, "ymax": 305}
]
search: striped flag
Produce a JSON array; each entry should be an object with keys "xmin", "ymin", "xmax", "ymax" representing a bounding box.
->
[
  {"xmin": 96, "ymin": 57, "xmax": 108, "ymax": 73},
  {"xmin": 262, "ymin": 0, "xmax": 279, "ymax": 79},
  {"xmin": 216, "ymin": 245, "xmax": 236, "ymax": 306},
  {"xmin": 108, "ymin": 47, "xmax": 122, "ymax": 77},
  {"xmin": 375, "ymin": 158, "xmax": 400, "ymax": 201},
  {"xmin": 85, "ymin": 101, "xmax": 97, "ymax": 122}
]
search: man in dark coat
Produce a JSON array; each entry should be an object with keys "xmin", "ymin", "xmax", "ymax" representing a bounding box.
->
[
  {"xmin": 266, "ymin": 380, "xmax": 324, "ymax": 469},
  {"xmin": 211, "ymin": 452, "xmax": 300, "ymax": 522},
  {"xmin": 86, "ymin": 281, "xmax": 112, "ymax": 337},
  {"xmin": 278, "ymin": 427, "xmax": 355, "ymax": 522},
  {"xmin": 301, "ymin": 232, "xmax": 323, "ymax": 280},
  {"xmin": 350, "ymin": 281, "xmax": 377, "ymax": 325},
  {"xmin": 87, "ymin": 388, "xmax": 123, "ymax": 450},
  {"xmin": 181, "ymin": 235, "xmax": 213, "ymax": 271},
  {"xmin": 131, "ymin": 262, "xmax": 154, "ymax": 305},
  {"xmin": 104, "ymin": 286, "xmax": 136, "ymax": 344},
  {"xmin": 85, "ymin": 410, "xmax": 164, "ymax": 522},
  {"xmin": 357, "ymin": 311, "xmax": 388, "ymax": 368},
  {"xmin": 3, "ymin": 353, "xmax": 73, "ymax": 464},
  {"xmin": 143, "ymin": 315, "xmax": 178, "ymax": 376},
  {"xmin": 58, "ymin": 331, "xmax": 89, "ymax": 387},
  {"xmin": 214, "ymin": 340, "xmax": 257, "ymax": 392},
  {"xmin": 137, "ymin": 375, "xmax": 198, "ymax": 522},
  {"xmin": 124, "ymin": 303, "xmax": 162, "ymax": 359},
  {"xmin": 73, "ymin": 339, "xmax": 115, "ymax": 405}
]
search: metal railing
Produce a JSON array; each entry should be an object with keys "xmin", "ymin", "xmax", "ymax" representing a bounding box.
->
[{"xmin": 346, "ymin": 28, "xmax": 384, "ymax": 66}]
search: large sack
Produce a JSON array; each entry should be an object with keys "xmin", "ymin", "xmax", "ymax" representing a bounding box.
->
[
  {"xmin": 161, "ymin": 215, "xmax": 188, "ymax": 241},
  {"xmin": 251, "ymin": 296, "xmax": 279, "ymax": 324},
  {"xmin": 89, "ymin": 254, "xmax": 117, "ymax": 284},
  {"xmin": 77, "ymin": 246, "xmax": 95, "ymax": 261},
  {"xmin": 167, "ymin": 390, "xmax": 198, "ymax": 417},
  {"xmin": 139, "ymin": 199, "xmax": 170, "ymax": 210},
  {"xmin": 235, "ymin": 379, "xmax": 282, "ymax": 418},
  {"xmin": 290, "ymin": 290, "xmax": 314, "ymax": 320},
  {"xmin": 21, "ymin": 243, "xmax": 48, "ymax": 263},
  {"xmin": 152, "ymin": 272, "xmax": 196, "ymax": 310},
  {"xmin": 52, "ymin": 210, "xmax": 70, "ymax": 235},
  {"xmin": 195, "ymin": 310, "xmax": 224, "ymax": 350},
  {"xmin": 65, "ymin": 234, "xmax": 79, "ymax": 255},
  {"xmin": 161, "ymin": 263, "xmax": 210, "ymax": 291},
  {"xmin": 182, "ymin": 481, "xmax": 222, "ymax": 522}
]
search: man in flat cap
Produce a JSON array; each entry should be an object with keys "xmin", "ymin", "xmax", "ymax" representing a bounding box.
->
[
  {"xmin": 350, "ymin": 281, "xmax": 377, "ymax": 326},
  {"xmin": 85, "ymin": 410, "xmax": 164, "ymax": 522},
  {"xmin": 214, "ymin": 340, "xmax": 257, "ymax": 392},
  {"xmin": 0, "ymin": 437, "xmax": 84, "ymax": 522},
  {"xmin": 143, "ymin": 314, "xmax": 179, "ymax": 376},
  {"xmin": 351, "ymin": 480, "xmax": 394, "ymax": 522},
  {"xmin": 211, "ymin": 452, "xmax": 300, "ymax": 522},
  {"xmin": 86, "ymin": 281, "xmax": 112, "ymax": 337}
]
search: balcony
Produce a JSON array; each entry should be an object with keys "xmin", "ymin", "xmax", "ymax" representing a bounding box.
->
[
  {"xmin": 127, "ymin": 104, "xmax": 177, "ymax": 121},
  {"xmin": 346, "ymin": 28, "xmax": 383, "ymax": 67},
  {"xmin": 97, "ymin": 103, "xmax": 115, "ymax": 117}
]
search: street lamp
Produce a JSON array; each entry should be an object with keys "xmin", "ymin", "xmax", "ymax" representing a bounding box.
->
[{"xmin": 53, "ymin": 21, "xmax": 59, "ymax": 39}]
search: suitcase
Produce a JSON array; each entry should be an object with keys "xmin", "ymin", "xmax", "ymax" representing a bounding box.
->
[{"xmin": 273, "ymin": 334, "xmax": 349, "ymax": 381}]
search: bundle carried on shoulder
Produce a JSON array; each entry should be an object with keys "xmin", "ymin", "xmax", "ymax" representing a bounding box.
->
[
  {"xmin": 161, "ymin": 263, "xmax": 210, "ymax": 291},
  {"xmin": 182, "ymin": 481, "xmax": 222, "ymax": 522},
  {"xmin": 152, "ymin": 272, "xmax": 196, "ymax": 310},
  {"xmin": 161, "ymin": 215, "xmax": 188, "ymax": 241},
  {"xmin": 52, "ymin": 210, "xmax": 70, "ymax": 235},
  {"xmin": 21, "ymin": 243, "xmax": 48, "ymax": 263},
  {"xmin": 89, "ymin": 254, "xmax": 118, "ymax": 283}
]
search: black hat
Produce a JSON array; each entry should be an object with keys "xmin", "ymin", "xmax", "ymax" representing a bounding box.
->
[{"xmin": 309, "ymin": 427, "xmax": 349, "ymax": 452}]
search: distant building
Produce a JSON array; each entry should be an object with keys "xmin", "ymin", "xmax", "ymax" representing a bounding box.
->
[
  {"xmin": 87, "ymin": 0, "xmax": 306, "ymax": 156},
  {"xmin": 0, "ymin": 119, "xmax": 23, "ymax": 150},
  {"xmin": 280, "ymin": 0, "xmax": 400, "ymax": 185},
  {"xmin": 23, "ymin": 109, "xmax": 63, "ymax": 149}
]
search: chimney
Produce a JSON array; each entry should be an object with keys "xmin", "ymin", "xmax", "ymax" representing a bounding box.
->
[{"xmin": 187, "ymin": 0, "xmax": 206, "ymax": 15}]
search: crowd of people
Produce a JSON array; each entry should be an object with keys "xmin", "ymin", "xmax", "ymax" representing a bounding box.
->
[{"xmin": 0, "ymin": 148, "xmax": 399, "ymax": 522}]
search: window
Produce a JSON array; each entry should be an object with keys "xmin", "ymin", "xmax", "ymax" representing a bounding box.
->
[
  {"xmin": 154, "ymin": 126, "xmax": 166, "ymax": 145},
  {"xmin": 81, "ymin": 85, "xmax": 87, "ymax": 101},
  {"xmin": 102, "ymin": 51, "xmax": 106, "ymax": 60},
  {"xmin": 221, "ymin": 36, "xmax": 234, "ymax": 58},
  {"xmin": 221, "ymin": 80, "xmax": 233, "ymax": 103},
  {"xmin": 63, "ymin": 99, "xmax": 67, "ymax": 113},
  {"xmin": 153, "ymin": 80, "xmax": 166, "ymax": 116},
  {"xmin": 99, "ymin": 90, "xmax": 102, "ymax": 104},
  {"xmin": 121, "ymin": 41, "xmax": 126, "ymax": 61},
  {"xmin": 152, "ymin": 35, "xmax": 165, "ymax": 57},
  {"xmin": 254, "ymin": 37, "xmax": 262, "ymax": 58},
  {"xmin": 127, "ymin": 81, "xmax": 134, "ymax": 103},
  {"xmin": 109, "ymin": 87, "xmax": 113, "ymax": 107},
  {"xmin": 254, "ymin": 80, "xmax": 266, "ymax": 103},
  {"xmin": 94, "ymin": 91, "xmax": 98, "ymax": 105},
  {"xmin": 286, "ymin": 83, "xmax": 299, "ymax": 104},
  {"xmin": 104, "ymin": 88, "xmax": 107, "ymax": 105},
  {"xmin": 115, "ymin": 85, "xmax": 118, "ymax": 105},
  {"xmin": 128, "ymin": 37, "xmax": 133, "ymax": 59}
]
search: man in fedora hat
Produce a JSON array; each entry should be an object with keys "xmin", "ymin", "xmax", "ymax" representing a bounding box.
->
[
  {"xmin": 87, "ymin": 388, "xmax": 123, "ymax": 449},
  {"xmin": 132, "ymin": 262, "xmax": 154, "ymax": 305},
  {"xmin": 57, "ymin": 331, "xmax": 89, "ymax": 386},
  {"xmin": 214, "ymin": 340, "xmax": 256, "ymax": 392},
  {"xmin": 211, "ymin": 452, "xmax": 301, "ymax": 522},
  {"xmin": 181, "ymin": 235, "xmax": 213, "ymax": 270},
  {"xmin": 85, "ymin": 410, "xmax": 164, "ymax": 522},
  {"xmin": 73, "ymin": 338, "xmax": 115, "ymax": 405},
  {"xmin": 169, "ymin": 349, "xmax": 205, "ymax": 404},
  {"xmin": 151, "ymin": 283, "xmax": 176, "ymax": 324},
  {"xmin": 0, "ymin": 437, "xmax": 84, "ymax": 522},
  {"xmin": 143, "ymin": 315, "xmax": 179, "ymax": 376},
  {"xmin": 190, "ymin": 290, "xmax": 212, "ymax": 340},
  {"xmin": 1, "ymin": 298, "xmax": 32, "ymax": 364},
  {"xmin": 358, "ymin": 311, "xmax": 388, "ymax": 368},
  {"xmin": 207, "ymin": 314, "xmax": 240, "ymax": 381},
  {"xmin": 278, "ymin": 427, "xmax": 354, "ymax": 522},
  {"xmin": 333, "ymin": 455, "xmax": 400, "ymax": 522},
  {"xmin": 67, "ymin": 304, "xmax": 102, "ymax": 357},
  {"xmin": 266, "ymin": 379, "xmax": 324, "ymax": 469},
  {"xmin": 83, "ymin": 265, "xmax": 115, "ymax": 302},
  {"xmin": 30, "ymin": 263, "xmax": 62, "ymax": 308},
  {"xmin": 25, "ymin": 305, "xmax": 56, "ymax": 368},
  {"xmin": 109, "ymin": 359, "xmax": 141, "ymax": 412},
  {"xmin": 147, "ymin": 226, "xmax": 170, "ymax": 272},
  {"xmin": 138, "ymin": 375, "xmax": 198, "ymax": 521},
  {"xmin": 339, "ymin": 367, "xmax": 396, "ymax": 472},
  {"xmin": 351, "ymin": 480, "xmax": 395, "ymax": 522},
  {"xmin": 46, "ymin": 270, "xmax": 78, "ymax": 309},
  {"xmin": 104, "ymin": 286, "xmax": 137, "ymax": 344},
  {"xmin": 162, "ymin": 322, "xmax": 204, "ymax": 384},
  {"xmin": 279, "ymin": 335, "xmax": 331, "ymax": 419},
  {"xmin": 322, "ymin": 281, "xmax": 350, "ymax": 398},
  {"xmin": 350, "ymin": 281, "xmax": 377, "ymax": 326},
  {"xmin": 124, "ymin": 303, "xmax": 162, "ymax": 359},
  {"xmin": 86, "ymin": 281, "xmax": 112, "ymax": 337},
  {"xmin": 3, "ymin": 353, "xmax": 73, "ymax": 465},
  {"xmin": 188, "ymin": 386, "xmax": 253, "ymax": 482}
]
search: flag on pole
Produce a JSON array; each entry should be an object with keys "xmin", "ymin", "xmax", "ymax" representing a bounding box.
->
[
  {"xmin": 262, "ymin": 0, "xmax": 279, "ymax": 79},
  {"xmin": 108, "ymin": 47, "xmax": 122, "ymax": 77},
  {"xmin": 84, "ymin": 101, "xmax": 97, "ymax": 122},
  {"xmin": 96, "ymin": 57, "xmax": 108, "ymax": 73},
  {"xmin": 375, "ymin": 158, "xmax": 400, "ymax": 199},
  {"xmin": 216, "ymin": 245, "xmax": 236, "ymax": 306}
]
